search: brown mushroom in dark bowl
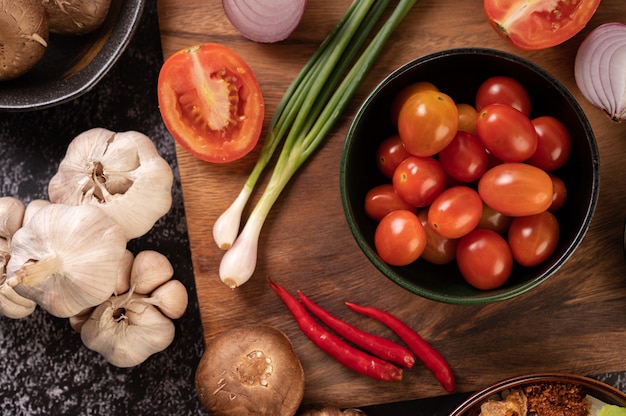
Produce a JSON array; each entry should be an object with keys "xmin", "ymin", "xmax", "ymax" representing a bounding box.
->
[
  {"xmin": 195, "ymin": 324, "xmax": 305, "ymax": 416},
  {"xmin": 42, "ymin": 0, "xmax": 112, "ymax": 35},
  {"xmin": 0, "ymin": 0, "xmax": 49, "ymax": 81}
]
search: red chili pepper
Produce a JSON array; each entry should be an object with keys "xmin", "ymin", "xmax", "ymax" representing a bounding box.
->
[
  {"xmin": 268, "ymin": 279, "xmax": 403, "ymax": 381},
  {"xmin": 296, "ymin": 290, "xmax": 415, "ymax": 369},
  {"xmin": 345, "ymin": 302, "xmax": 455, "ymax": 392}
]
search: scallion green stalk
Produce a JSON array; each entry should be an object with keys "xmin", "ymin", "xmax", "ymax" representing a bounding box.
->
[{"xmin": 218, "ymin": 0, "xmax": 418, "ymax": 288}]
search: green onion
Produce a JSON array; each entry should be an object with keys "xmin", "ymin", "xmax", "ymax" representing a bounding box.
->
[{"xmin": 216, "ymin": 0, "xmax": 418, "ymax": 288}]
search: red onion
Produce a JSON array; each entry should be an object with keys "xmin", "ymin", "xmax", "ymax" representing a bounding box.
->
[
  {"xmin": 574, "ymin": 22, "xmax": 626, "ymax": 123},
  {"xmin": 222, "ymin": 0, "xmax": 307, "ymax": 43}
]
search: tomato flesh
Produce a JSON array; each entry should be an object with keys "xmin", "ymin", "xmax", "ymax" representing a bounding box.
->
[
  {"xmin": 484, "ymin": 0, "xmax": 602, "ymax": 50},
  {"xmin": 157, "ymin": 43, "xmax": 265, "ymax": 163}
]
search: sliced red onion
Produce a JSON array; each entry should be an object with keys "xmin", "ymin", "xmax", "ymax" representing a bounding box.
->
[
  {"xmin": 222, "ymin": 0, "xmax": 307, "ymax": 43},
  {"xmin": 574, "ymin": 22, "xmax": 626, "ymax": 123}
]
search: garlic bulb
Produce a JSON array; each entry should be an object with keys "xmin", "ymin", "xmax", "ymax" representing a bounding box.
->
[
  {"xmin": 80, "ymin": 292, "xmax": 175, "ymax": 368},
  {"xmin": 6, "ymin": 204, "xmax": 127, "ymax": 318},
  {"xmin": 23, "ymin": 199, "xmax": 51, "ymax": 225},
  {"xmin": 47, "ymin": 128, "xmax": 174, "ymax": 240}
]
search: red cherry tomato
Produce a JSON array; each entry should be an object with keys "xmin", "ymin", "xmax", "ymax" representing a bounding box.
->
[
  {"xmin": 374, "ymin": 210, "xmax": 427, "ymax": 266},
  {"xmin": 475, "ymin": 76, "xmax": 531, "ymax": 116},
  {"xmin": 526, "ymin": 116, "xmax": 572, "ymax": 171},
  {"xmin": 484, "ymin": 0, "xmax": 602, "ymax": 50},
  {"xmin": 508, "ymin": 211, "xmax": 560, "ymax": 267},
  {"xmin": 476, "ymin": 103, "xmax": 537, "ymax": 162},
  {"xmin": 392, "ymin": 156, "xmax": 446, "ymax": 207},
  {"xmin": 438, "ymin": 130, "xmax": 489, "ymax": 183},
  {"xmin": 364, "ymin": 184, "xmax": 415, "ymax": 221},
  {"xmin": 397, "ymin": 89, "xmax": 459, "ymax": 157},
  {"xmin": 478, "ymin": 163, "xmax": 553, "ymax": 217},
  {"xmin": 456, "ymin": 229, "xmax": 513, "ymax": 290},
  {"xmin": 548, "ymin": 174, "xmax": 567, "ymax": 213},
  {"xmin": 375, "ymin": 134, "xmax": 411, "ymax": 178},
  {"xmin": 417, "ymin": 209, "xmax": 458, "ymax": 265},
  {"xmin": 428, "ymin": 186, "xmax": 483, "ymax": 239},
  {"xmin": 477, "ymin": 203, "xmax": 512, "ymax": 234},
  {"xmin": 157, "ymin": 43, "xmax": 265, "ymax": 163}
]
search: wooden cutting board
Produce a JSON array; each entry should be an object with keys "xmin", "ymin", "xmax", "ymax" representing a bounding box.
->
[{"xmin": 157, "ymin": 0, "xmax": 626, "ymax": 409}]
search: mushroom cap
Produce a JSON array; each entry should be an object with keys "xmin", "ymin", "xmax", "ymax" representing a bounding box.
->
[
  {"xmin": 42, "ymin": 0, "xmax": 112, "ymax": 35},
  {"xmin": 195, "ymin": 324, "xmax": 305, "ymax": 416},
  {"xmin": 0, "ymin": 0, "xmax": 49, "ymax": 81}
]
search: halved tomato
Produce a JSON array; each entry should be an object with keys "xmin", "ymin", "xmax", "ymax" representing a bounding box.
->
[
  {"xmin": 157, "ymin": 43, "xmax": 265, "ymax": 163},
  {"xmin": 484, "ymin": 0, "xmax": 601, "ymax": 50}
]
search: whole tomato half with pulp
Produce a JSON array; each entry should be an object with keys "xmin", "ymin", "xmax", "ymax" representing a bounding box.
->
[
  {"xmin": 157, "ymin": 43, "xmax": 265, "ymax": 163},
  {"xmin": 484, "ymin": 0, "xmax": 601, "ymax": 50}
]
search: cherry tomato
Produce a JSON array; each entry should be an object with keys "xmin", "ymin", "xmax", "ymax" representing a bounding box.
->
[
  {"xmin": 508, "ymin": 211, "xmax": 560, "ymax": 267},
  {"xmin": 392, "ymin": 156, "xmax": 446, "ymax": 207},
  {"xmin": 390, "ymin": 81, "xmax": 439, "ymax": 126},
  {"xmin": 477, "ymin": 203, "xmax": 512, "ymax": 234},
  {"xmin": 397, "ymin": 89, "xmax": 459, "ymax": 157},
  {"xmin": 374, "ymin": 210, "xmax": 426, "ymax": 266},
  {"xmin": 456, "ymin": 229, "xmax": 513, "ymax": 290},
  {"xmin": 478, "ymin": 163, "xmax": 553, "ymax": 217},
  {"xmin": 438, "ymin": 130, "xmax": 488, "ymax": 183},
  {"xmin": 484, "ymin": 0, "xmax": 601, "ymax": 50},
  {"xmin": 158, "ymin": 43, "xmax": 265, "ymax": 163},
  {"xmin": 428, "ymin": 186, "xmax": 483, "ymax": 239},
  {"xmin": 476, "ymin": 103, "xmax": 537, "ymax": 162},
  {"xmin": 526, "ymin": 116, "xmax": 572, "ymax": 171},
  {"xmin": 548, "ymin": 174, "xmax": 567, "ymax": 213},
  {"xmin": 456, "ymin": 103, "xmax": 478, "ymax": 133},
  {"xmin": 475, "ymin": 76, "xmax": 532, "ymax": 116},
  {"xmin": 364, "ymin": 184, "xmax": 415, "ymax": 221},
  {"xmin": 375, "ymin": 134, "xmax": 411, "ymax": 178},
  {"xmin": 417, "ymin": 209, "xmax": 458, "ymax": 265}
]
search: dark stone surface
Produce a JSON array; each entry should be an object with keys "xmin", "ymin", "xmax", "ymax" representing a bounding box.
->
[
  {"xmin": 1, "ymin": 1, "xmax": 624, "ymax": 415},
  {"xmin": 0, "ymin": 1, "xmax": 206, "ymax": 414}
]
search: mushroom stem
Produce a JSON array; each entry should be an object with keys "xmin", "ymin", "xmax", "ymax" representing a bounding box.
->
[{"xmin": 7, "ymin": 255, "xmax": 62, "ymax": 288}]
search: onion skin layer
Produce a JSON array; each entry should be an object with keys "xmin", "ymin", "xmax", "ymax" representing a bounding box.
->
[
  {"xmin": 574, "ymin": 22, "xmax": 626, "ymax": 123},
  {"xmin": 222, "ymin": 0, "xmax": 307, "ymax": 43}
]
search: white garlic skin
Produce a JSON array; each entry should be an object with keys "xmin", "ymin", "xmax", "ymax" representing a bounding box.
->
[
  {"xmin": 81, "ymin": 292, "xmax": 175, "ymax": 368},
  {"xmin": 48, "ymin": 128, "xmax": 174, "ymax": 240},
  {"xmin": 6, "ymin": 204, "xmax": 127, "ymax": 318}
]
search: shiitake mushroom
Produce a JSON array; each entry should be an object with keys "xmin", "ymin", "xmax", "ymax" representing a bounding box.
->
[
  {"xmin": 195, "ymin": 324, "xmax": 305, "ymax": 416},
  {"xmin": 41, "ymin": 0, "xmax": 112, "ymax": 35},
  {"xmin": 0, "ymin": 0, "xmax": 49, "ymax": 81}
]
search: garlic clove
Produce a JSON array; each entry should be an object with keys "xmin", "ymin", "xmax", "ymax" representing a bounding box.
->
[
  {"xmin": 69, "ymin": 306, "xmax": 94, "ymax": 333},
  {"xmin": 115, "ymin": 250, "xmax": 134, "ymax": 296},
  {"xmin": 81, "ymin": 292, "xmax": 176, "ymax": 367},
  {"xmin": 23, "ymin": 199, "xmax": 51, "ymax": 226},
  {"xmin": 0, "ymin": 282, "xmax": 36, "ymax": 319},
  {"xmin": 143, "ymin": 279, "xmax": 188, "ymax": 319},
  {"xmin": 6, "ymin": 204, "xmax": 127, "ymax": 318},
  {"xmin": 130, "ymin": 250, "xmax": 174, "ymax": 295},
  {"xmin": 0, "ymin": 196, "xmax": 25, "ymax": 239},
  {"xmin": 47, "ymin": 128, "xmax": 174, "ymax": 240}
]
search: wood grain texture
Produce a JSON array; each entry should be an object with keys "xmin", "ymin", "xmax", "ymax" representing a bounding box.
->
[{"xmin": 157, "ymin": 0, "xmax": 626, "ymax": 409}]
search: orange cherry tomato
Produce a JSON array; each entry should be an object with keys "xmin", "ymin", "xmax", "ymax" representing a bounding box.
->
[
  {"xmin": 456, "ymin": 103, "xmax": 478, "ymax": 133},
  {"xmin": 397, "ymin": 89, "xmax": 459, "ymax": 157},
  {"xmin": 390, "ymin": 81, "xmax": 439, "ymax": 126},
  {"xmin": 157, "ymin": 43, "xmax": 265, "ymax": 163},
  {"xmin": 484, "ymin": 0, "xmax": 602, "ymax": 50},
  {"xmin": 478, "ymin": 163, "xmax": 553, "ymax": 217}
]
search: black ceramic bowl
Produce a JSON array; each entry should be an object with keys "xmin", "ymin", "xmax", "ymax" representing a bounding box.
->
[
  {"xmin": 448, "ymin": 373, "xmax": 626, "ymax": 415},
  {"xmin": 0, "ymin": 0, "xmax": 145, "ymax": 111},
  {"xmin": 340, "ymin": 48, "xmax": 600, "ymax": 305}
]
